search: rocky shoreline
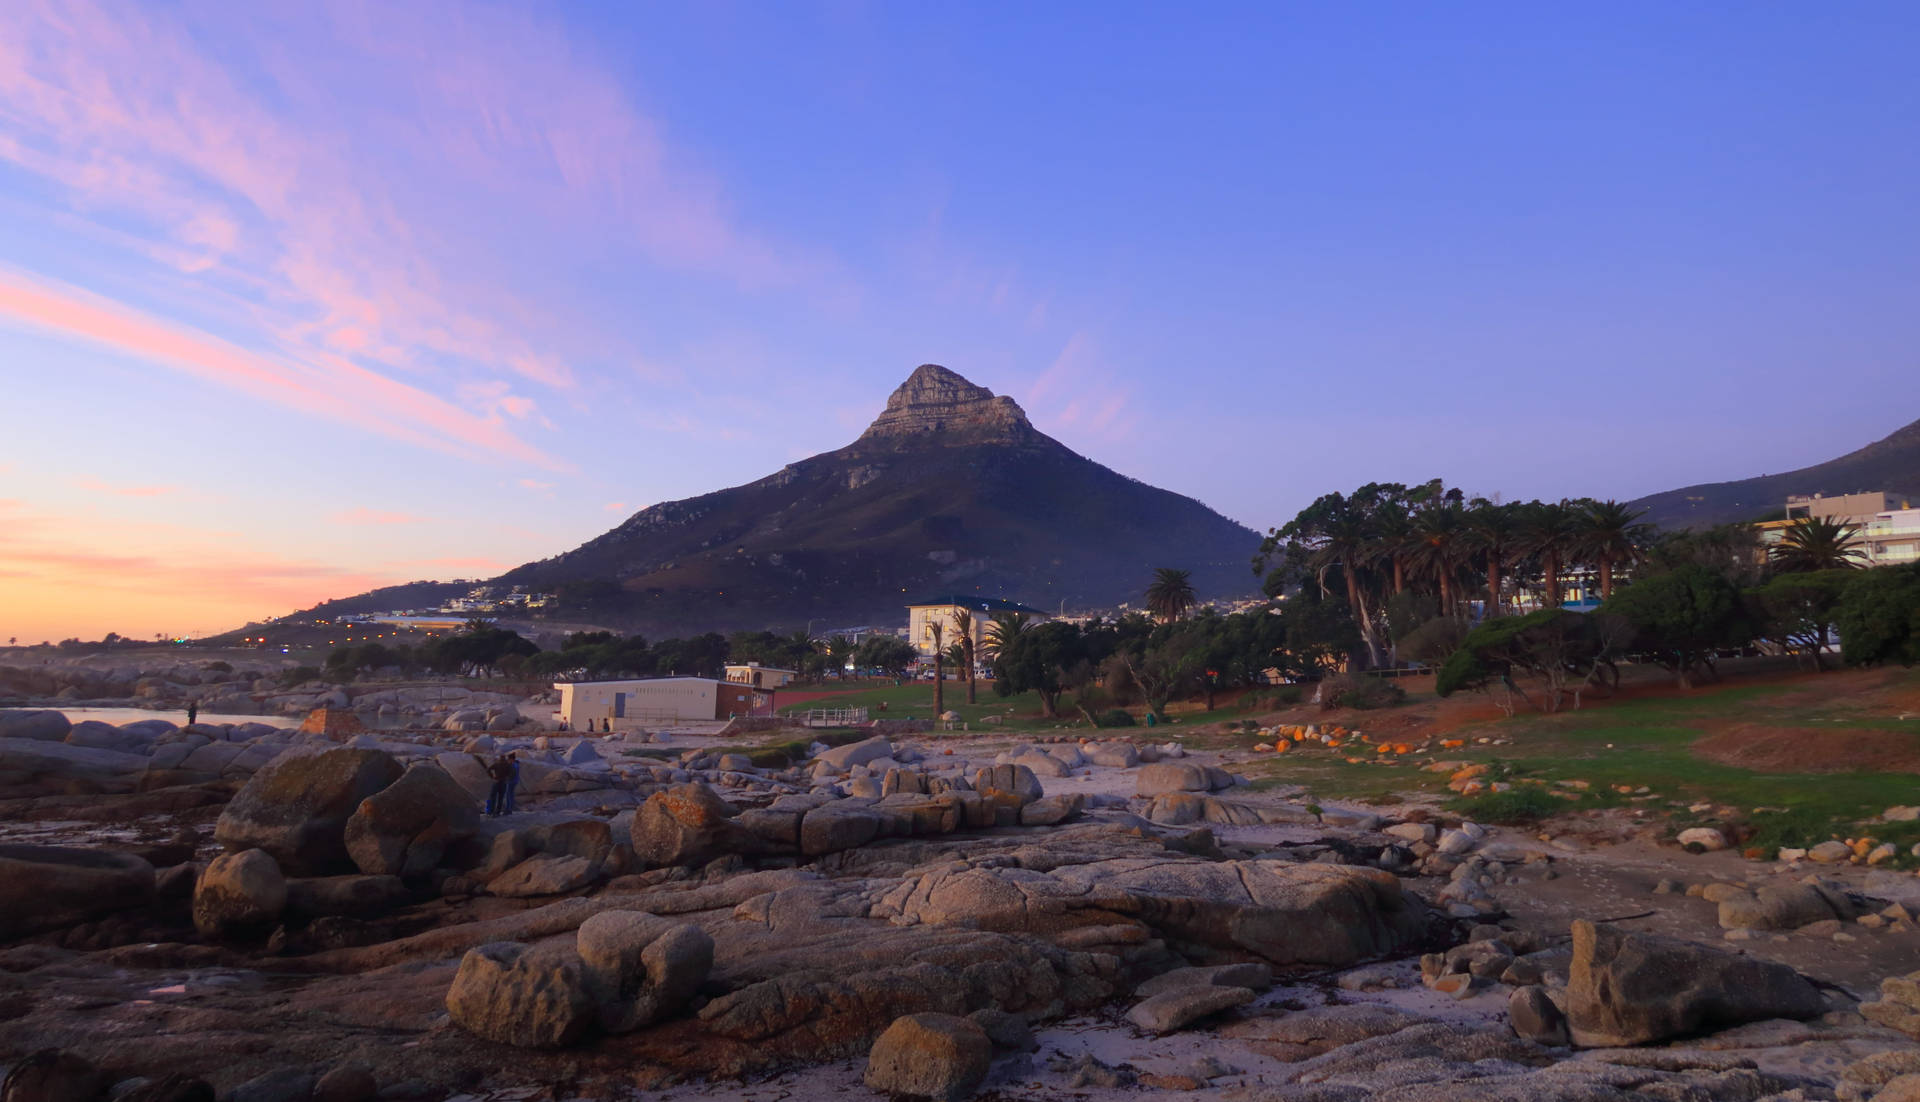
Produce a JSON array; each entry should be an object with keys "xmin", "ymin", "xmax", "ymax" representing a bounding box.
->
[{"xmin": 3, "ymin": 706, "xmax": 1919, "ymax": 1102}]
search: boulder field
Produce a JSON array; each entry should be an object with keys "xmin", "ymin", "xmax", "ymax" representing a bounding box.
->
[{"xmin": 1, "ymin": 719, "xmax": 1917, "ymax": 1101}]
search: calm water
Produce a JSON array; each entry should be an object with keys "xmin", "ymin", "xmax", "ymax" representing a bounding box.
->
[{"xmin": 14, "ymin": 706, "xmax": 285, "ymax": 728}]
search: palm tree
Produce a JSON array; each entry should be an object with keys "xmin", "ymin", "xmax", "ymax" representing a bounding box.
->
[
  {"xmin": 1522, "ymin": 500, "xmax": 1583, "ymax": 609},
  {"xmin": 1466, "ymin": 500, "xmax": 1523, "ymax": 617},
  {"xmin": 1406, "ymin": 503, "xmax": 1469, "ymax": 613},
  {"xmin": 950, "ymin": 607, "xmax": 978, "ymax": 704},
  {"xmin": 984, "ymin": 611, "xmax": 1030, "ymax": 657},
  {"xmin": 927, "ymin": 619, "xmax": 945, "ymax": 716},
  {"xmin": 825, "ymin": 635, "xmax": 852, "ymax": 680},
  {"xmin": 1145, "ymin": 567, "xmax": 1197, "ymax": 622},
  {"xmin": 1580, "ymin": 500, "xmax": 1650, "ymax": 601},
  {"xmin": 1770, "ymin": 516, "xmax": 1865, "ymax": 572}
]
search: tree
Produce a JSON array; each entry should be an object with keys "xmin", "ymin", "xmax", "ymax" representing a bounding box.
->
[
  {"xmin": 1466, "ymin": 500, "xmax": 1523, "ymax": 617},
  {"xmin": 1406, "ymin": 502, "xmax": 1470, "ymax": 615},
  {"xmin": 993, "ymin": 621, "xmax": 1087, "ymax": 719},
  {"xmin": 1580, "ymin": 500, "xmax": 1650, "ymax": 601},
  {"xmin": 928, "ymin": 619, "xmax": 945, "ymax": 716},
  {"xmin": 1770, "ymin": 516, "xmax": 1865, "ymax": 573},
  {"xmin": 1436, "ymin": 608, "xmax": 1616, "ymax": 714},
  {"xmin": 984, "ymin": 612, "xmax": 1030, "ymax": 656},
  {"xmin": 1600, "ymin": 564, "xmax": 1752, "ymax": 688},
  {"xmin": 825, "ymin": 635, "xmax": 853, "ymax": 679},
  {"xmin": 950, "ymin": 608, "xmax": 978, "ymax": 704},
  {"xmin": 1750, "ymin": 569, "xmax": 1851, "ymax": 670},
  {"xmin": 1521, "ymin": 500, "xmax": 1583, "ymax": 608},
  {"xmin": 1145, "ymin": 567, "xmax": 1197, "ymax": 622},
  {"xmin": 856, "ymin": 636, "xmax": 916, "ymax": 678},
  {"xmin": 1835, "ymin": 562, "xmax": 1920, "ymax": 667}
]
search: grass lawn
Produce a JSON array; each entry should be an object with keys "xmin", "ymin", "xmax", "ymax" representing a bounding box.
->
[{"xmin": 1232, "ymin": 664, "xmax": 1920, "ymax": 856}]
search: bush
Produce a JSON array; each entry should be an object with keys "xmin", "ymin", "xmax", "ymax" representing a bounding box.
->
[
  {"xmin": 1836, "ymin": 562, "xmax": 1920, "ymax": 667},
  {"xmin": 204, "ymin": 660, "xmax": 233, "ymax": 673},
  {"xmin": 1323, "ymin": 673, "xmax": 1406, "ymax": 711},
  {"xmin": 1096, "ymin": 708, "xmax": 1135, "ymax": 727},
  {"xmin": 278, "ymin": 665, "xmax": 322, "ymax": 687},
  {"xmin": 1450, "ymin": 786, "xmax": 1562, "ymax": 824}
]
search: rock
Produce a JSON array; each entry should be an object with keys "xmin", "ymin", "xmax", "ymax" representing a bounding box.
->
[
  {"xmin": 800, "ymin": 803, "xmax": 885, "ymax": 856},
  {"xmin": 1437, "ymin": 829, "xmax": 1477, "ymax": 856},
  {"xmin": 714, "ymin": 752, "xmax": 753, "ymax": 772},
  {"xmin": 971, "ymin": 763, "xmax": 1043, "ymax": 803},
  {"xmin": 1221, "ymin": 1003, "xmax": 1424, "ymax": 1056},
  {"xmin": 116, "ymin": 1074, "xmax": 215, "ymax": 1102},
  {"xmin": 486, "ymin": 854, "xmax": 597, "ymax": 897},
  {"xmin": 1384, "ymin": 822, "xmax": 1437, "ymax": 844},
  {"xmin": 817, "ymin": 736, "xmax": 893, "ymax": 772},
  {"xmin": 192, "ymin": 849, "xmax": 287, "ymax": 939},
  {"xmin": 284, "ymin": 874, "xmax": 410, "ymax": 918},
  {"xmin": 863, "ymin": 1013, "xmax": 992, "ymax": 1102},
  {"xmin": 1084, "ymin": 742, "xmax": 1139, "ymax": 768},
  {"xmin": 0, "ymin": 710, "xmax": 71, "ymax": 742},
  {"xmin": 311, "ymin": 1064, "xmax": 376, "ymax": 1102},
  {"xmin": 1807, "ymin": 840, "xmax": 1852, "ymax": 863},
  {"xmin": 0, "ymin": 844, "xmax": 156, "ymax": 940},
  {"xmin": 343, "ymin": 763, "xmax": 479, "ymax": 877},
  {"xmin": 433, "ymin": 751, "xmax": 495, "ymax": 803},
  {"xmin": 1136, "ymin": 761, "xmax": 1209, "ymax": 797},
  {"xmin": 445, "ymin": 941, "xmax": 596, "ymax": 1049},
  {"xmin": 966, "ymin": 1008, "xmax": 1034, "ymax": 1051},
  {"xmin": 1018, "ymin": 794, "xmax": 1083, "ymax": 826},
  {"xmin": 629, "ymin": 784, "xmax": 751, "ymax": 867},
  {"xmin": 575, "ymin": 910, "xmax": 713, "ymax": 1033},
  {"xmin": 1126, "ymin": 984, "xmax": 1254, "ymax": 1033},
  {"xmin": 0, "ymin": 1048, "xmax": 106, "ymax": 1102},
  {"xmin": 226, "ymin": 1067, "xmax": 316, "ymax": 1102},
  {"xmin": 1717, "ymin": 882, "xmax": 1845, "ymax": 930},
  {"xmin": 214, "ymin": 748, "xmax": 404, "ymax": 874},
  {"xmin": 1887, "ymin": 806, "xmax": 1920, "ymax": 822},
  {"xmin": 1700, "ymin": 882, "xmax": 1748, "ymax": 903},
  {"xmin": 1879, "ymin": 1074, "xmax": 1920, "ymax": 1102},
  {"xmin": 1135, "ymin": 962, "xmax": 1272, "ymax": 998},
  {"xmin": 1859, "ymin": 969, "xmax": 1920, "ymax": 1038},
  {"xmin": 1677, "ymin": 827, "xmax": 1729, "ymax": 851},
  {"xmin": 1508, "ymin": 984, "xmax": 1568, "ymax": 1045},
  {"xmin": 0, "ymin": 738, "xmax": 151, "ymax": 793},
  {"xmin": 1565, "ymin": 919, "xmax": 1827, "ymax": 1046},
  {"xmin": 1009, "ymin": 748, "xmax": 1069, "ymax": 779}
]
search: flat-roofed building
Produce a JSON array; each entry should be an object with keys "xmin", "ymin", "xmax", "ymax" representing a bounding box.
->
[
  {"xmin": 556, "ymin": 676, "xmax": 767, "ymax": 731},
  {"xmin": 724, "ymin": 664, "xmax": 797, "ymax": 689}
]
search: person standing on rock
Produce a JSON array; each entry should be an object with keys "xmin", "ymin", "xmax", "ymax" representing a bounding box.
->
[
  {"xmin": 504, "ymin": 752, "xmax": 521, "ymax": 815},
  {"xmin": 485, "ymin": 755, "xmax": 511, "ymax": 817},
  {"xmin": 186, "ymin": 701, "xmax": 198, "ymax": 726}
]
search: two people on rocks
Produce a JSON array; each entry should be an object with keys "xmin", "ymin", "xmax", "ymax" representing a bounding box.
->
[{"xmin": 486, "ymin": 752, "xmax": 520, "ymax": 816}]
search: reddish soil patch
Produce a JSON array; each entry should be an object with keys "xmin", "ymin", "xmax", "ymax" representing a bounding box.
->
[{"xmin": 1694, "ymin": 722, "xmax": 1920, "ymax": 774}]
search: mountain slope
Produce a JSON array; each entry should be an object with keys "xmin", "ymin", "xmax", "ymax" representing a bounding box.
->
[
  {"xmin": 1630, "ymin": 415, "xmax": 1920, "ymax": 529},
  {"xmin": 310, "ymin": 366, "xmax": 1261, "ymax": 633}
]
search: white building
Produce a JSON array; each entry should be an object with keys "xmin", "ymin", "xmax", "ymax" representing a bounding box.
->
[
  {"xmin": 724, "ymin": 664, "xmax": 797, "ymax": 689},
  {"xmin": 556, "ymin": 677, "xmax": 767, "ymax": 731}
]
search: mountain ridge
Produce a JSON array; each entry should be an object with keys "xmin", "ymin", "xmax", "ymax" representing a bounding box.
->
[
  {"xmin": 306, "ymin": 365, "xmax": 1261, "ymax": 633},
  {"xmin": 1629, "ymin": 414, "xmax": 1920, "ymax": 529}
]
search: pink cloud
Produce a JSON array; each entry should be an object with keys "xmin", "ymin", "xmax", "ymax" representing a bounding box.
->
[
  {"xmin": 0, "ymin": 268, "xmax": 564, "ymax": 468},
  {"xmin": 603, "ymin": 501, "xmax": 629, "ymax": 513},
  {"xmin": 74, "ymin": 477, "xmax": 177, "ymax": 498},
  {"xmin": 333, "ymin": 507, "xmax": 423, "ymax": 526}
]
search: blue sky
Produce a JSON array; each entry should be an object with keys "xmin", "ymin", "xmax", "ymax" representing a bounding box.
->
[{"xmin": 2, "ymin": 1, "xmax": 1916, "ymax": 639}]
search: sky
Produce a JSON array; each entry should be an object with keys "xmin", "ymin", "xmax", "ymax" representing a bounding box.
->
[{"xmin": 3, "ymin": 1, "xmax": 1918, "ymax": 642}]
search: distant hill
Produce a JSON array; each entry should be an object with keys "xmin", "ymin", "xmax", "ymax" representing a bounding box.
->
[
  {"xmin": 1630, "ymin": 415, "xmax": 1920, "ymax": 530},
  {"xmin": 304, "ymin": 365, "xmax": 1262, "ymax": 634}
]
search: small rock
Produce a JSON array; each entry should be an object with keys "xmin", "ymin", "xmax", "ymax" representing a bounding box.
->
[
  {"xmin": 863, "ymin": 1013, "xmax": 992, "ymax": 1102},
  {"xmin": 1677, "ymin": 827, "xmax": 1729, "ymax": 851},
  {"xmin": 1127, "ymin": 985, "xmax": 1255, "ymax": 1033},
  {"xmin": 1509, "ymin": 984, "xmax": 1569, "ymax": 1046}
]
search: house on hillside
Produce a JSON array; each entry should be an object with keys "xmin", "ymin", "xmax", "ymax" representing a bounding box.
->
[
  {"xmin": 1758, "ymin": 491, "xmax": 1920, "ymax": 566},
  {"xmin": 905, "ymin": 594, "xmax": 1047, "ymax": 658},
  {"xmin": 555, "ymin": 676, "xmax": 768, "ymax": 731}
]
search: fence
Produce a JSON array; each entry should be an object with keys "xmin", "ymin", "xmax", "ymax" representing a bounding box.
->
[{"xmin": 801, "ymin": 707, "xmax": 870, "ymax": 727}]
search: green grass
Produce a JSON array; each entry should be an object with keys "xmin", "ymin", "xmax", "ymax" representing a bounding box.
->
[
  {"xmin": 1449, "ymin": 786, "xmax": 1564, "ymax": 825},
  {"xmin": 1234, "ymin": 663, "xmax": 1920, "ymax": 856}
]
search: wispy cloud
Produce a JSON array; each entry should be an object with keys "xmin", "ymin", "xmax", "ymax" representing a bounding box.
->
[
  {"xmin": 1020, "ymin": 332, "xmax": 1140, "ymax": 442},
  {"xmin": 333, "ymin": 507, "xmax": 424, "ymax": 526},
  {"xmin": 516, "ymin": 479, "xmax": 555, "ymax": 495},
  {"xmin": 603, "ymin": 501, "xmax": 629, "ymax": 512},
  {"xmin": 74, "ymin": 477, "xmax": 177, "ymax": 498}
]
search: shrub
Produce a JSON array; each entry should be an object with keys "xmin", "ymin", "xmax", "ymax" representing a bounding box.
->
[
  {"xmin": 1836, "ymin": 562, "xmax": 1920, "ymax": 667},
  {"xmin": 1096, "ymin": 708, "xmax": 1135, "ymax": 728},
  {"xmin": 278, "ymin": 665, "xmax": 322, "ymax": 687},
  {"xmin": 1323, "ymin": 673, "xmax": 1406, "ymax": 711},
  {"xmin": 1450, "ymin": 786, "xmax": 1562, "ymax": 824}
]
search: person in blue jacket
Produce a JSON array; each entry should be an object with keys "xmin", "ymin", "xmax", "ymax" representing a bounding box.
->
[{"xmin": 504, "ymin": 752, "xmax": 522, "ymax": 814}]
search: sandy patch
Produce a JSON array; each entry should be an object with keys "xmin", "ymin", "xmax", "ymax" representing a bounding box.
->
[{"xmin": 1694, "ymin": 722, "xmax": 1920, "ymax": 774}]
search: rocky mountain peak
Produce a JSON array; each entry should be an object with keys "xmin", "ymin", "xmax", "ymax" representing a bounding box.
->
[{"xmin": 857, "ymin": 364, "xmax": 1036, "ymax": 444}]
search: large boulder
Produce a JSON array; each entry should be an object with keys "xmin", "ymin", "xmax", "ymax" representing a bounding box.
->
[
  {"xmin": 1135, "ymin": 761, "xmax": 1209, "ymax": 797},
  {"xmin": 1716, "ymin": 880, "xmax": 1853, "ymax": 931},
  {"xmin": 284, "ymin": 874, "xmax": 410, "ymax": 918},
  {"xmin": 1127, "ymin": 984, "xmax": 1254, "ymax": 1033},
  {"xmin": 800, "ymin": 802, "xmax": 886, "ymax": 856},
  {"xmin": 575, "ymin": 910, "xmax": 714, "ymax": 1033},
  {"xmin": 0, "ymin": 844, "xmax": 156, "ymax": 940},
  {"xmin": 343, "ymin": 764, "xmax": 480, "ymax": 878},
  {"xmin": 0, "ymin": 1048, "xmax": 108, "ymax": 1102},
  {"xmin": 863, "ymin": 1013, "xmax": 992, "ymax": 1102},
  {"xmin": 445, "ymin": 941, "xmax": 596, "ymax": 1049},
  {"xmin": 1565, "ymin": 920, "xmax": 1827, "ymax": 1046},
  {"xmin": 192, "ymin": 849, "xmax": 287, "ymax": 939},
  {"xmin": 215, "ymin": 748, "xmax": 404, "ymax": 874},
  {"xmin": 971, "ymin": 763, "xmax": 1043, "ymax": 804},
  {"xmin": 486, "ymin": 854, "xmax": 597, "ymax": 897},
  {"xmin": 882, "ymin": 857, "xmax": 1424, "ymax": 966},
  {"xmin": 434, "ymin": 751, "xmax": 495, "ymax": 802},
  {"xmin": 628, "ymin": 784, "xmax": 751, "ymax": 867},
  {"xmin": 0, "ymin": 738, "xmax": 151, "ymax": 794},
  {"xmin": 816, "ymin": 736, "xmax": 893, "ymax": 772},
  {"xmin": 0, "ymin": 710, "xmax": 71, "ymax": 742}
]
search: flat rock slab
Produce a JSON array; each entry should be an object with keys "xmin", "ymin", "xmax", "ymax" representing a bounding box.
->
[{"xmin": 1127, "ymin": 984, "xmax": 1254, "ymax": 1033}]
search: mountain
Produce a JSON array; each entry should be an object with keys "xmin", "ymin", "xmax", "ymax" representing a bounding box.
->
[
  {"xmin": 307, "ymin": 365, "xmax": 1262, "ymax": 633},
  {"xmin": 1629, "ymin": 414, "xmax": 1920, "ymax": 530}
]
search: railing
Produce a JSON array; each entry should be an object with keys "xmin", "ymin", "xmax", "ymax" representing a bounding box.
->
[{"xmin": 801, "ymin": 707, "xmax": 870, "ymax": 727}]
